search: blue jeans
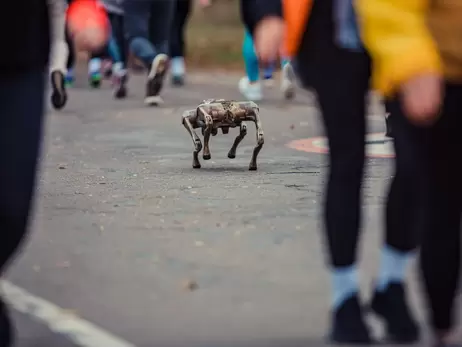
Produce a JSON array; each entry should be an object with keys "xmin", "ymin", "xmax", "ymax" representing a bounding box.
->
[
  {"xmin": 124, "ymin": 0, "xmax": 174, "ymax": 67},
  {"xmin": 0, "ymin": 69, "xmax": 46, "ymax": 274}
]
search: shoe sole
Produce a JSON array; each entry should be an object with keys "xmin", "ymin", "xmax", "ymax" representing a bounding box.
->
[
  {"xmin": 51, "ymin": 71, "xmax": 67, "ymax": 110},
  {"xmin": 145, "ymin": 54, "xmax": 168, "ymax": 106}
]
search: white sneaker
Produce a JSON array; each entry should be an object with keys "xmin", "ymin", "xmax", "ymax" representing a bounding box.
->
[
  {"xmin": 238, "ymin": 76, "xmax": 262, "ymax": 101},
  {"xmin": 281, "ymin": 63, "xmax": 296, "ymax": 100},
  {"xmin": 145, "ymin": 54, "xmax": 169, "ymax": 106}
]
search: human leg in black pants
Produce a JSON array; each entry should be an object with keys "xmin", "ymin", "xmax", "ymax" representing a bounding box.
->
[
  {"xmin": 169, "ymin": 0, "xmax": 192, "ymax": 85},
  {"xmin": 0, "ymin": 69, "xmax": 47, "ymax": 347},
  {"xmin": 297, "ymin": 0, "xmax": 371, "ymax": 342},
  {"xmin": 416, "ymin": 84, "xmax": 462, "ymax": 347},
  {"xmin": 107, "ymin": 12, "xmax": 128, "ymax": 98},
  {"xmin": 298, "ymin": 0, "xmax": 420, "ymax": 342}
]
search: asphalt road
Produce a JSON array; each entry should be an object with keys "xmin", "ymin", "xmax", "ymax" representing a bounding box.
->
[{"xmin": 2, "ymin": 72, "xmax": 432, "ymax": 347}]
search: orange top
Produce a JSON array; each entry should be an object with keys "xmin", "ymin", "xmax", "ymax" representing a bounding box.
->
[{"xmin": 282, "ymin": 0, "xmax": 313, "ymax": 57}]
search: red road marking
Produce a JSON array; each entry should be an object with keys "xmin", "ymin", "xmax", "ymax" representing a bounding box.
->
[{"xmin": 286, "ymin": 133, "xmax": 395, "ymax": 159}]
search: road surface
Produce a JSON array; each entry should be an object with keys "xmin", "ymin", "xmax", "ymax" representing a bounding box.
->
[{"xmin": 3, "ymin": 72, "xmax": 432, "ymax": 347}]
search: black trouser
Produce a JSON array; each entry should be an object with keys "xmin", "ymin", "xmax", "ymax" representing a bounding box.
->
[
  {"xmin": 0, "ymin": 69, "xmax": 46, "ymax": 275},
  {"xmin": 297, "ymin": 0, "xmax": 419, "ymax": 268},
  {"xmin": 389, "ymin": 84, "xmax": 462, "ymax": 333},
  {"xmin": 66, "ymin": 29, "xmax": 76, "ymax": 70},
  {"xmin": 169, "ymin": 0, "xmax": 192, "ymax": 58}
]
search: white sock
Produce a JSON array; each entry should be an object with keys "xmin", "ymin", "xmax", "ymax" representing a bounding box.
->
[
  {"xmin": 376, "ymin": 245, "xmax": 414, "ymax": 292},
  {"xmin": 331, "ymin": 265, "xmax": 359, "ymax": 309},
  {"xmin": 171, "ymin": 57, "xmax": 185, "ymax": 76}
]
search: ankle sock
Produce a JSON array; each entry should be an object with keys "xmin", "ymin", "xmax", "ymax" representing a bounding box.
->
[
  {"xmin": 376, "ymin": 245, "xmax": 414, "ymax": 292},
  {"xmin": 331, "ymin": 264, "xmax": 359, "ymax": 309},
  {"xmin": 171, "ymin": 57, "xmax": 185, "ymax": 76}
]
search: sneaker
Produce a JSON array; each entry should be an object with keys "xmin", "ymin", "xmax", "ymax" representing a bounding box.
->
[
  {"xmin": 145, "ymin": 54, "xmax": 169, "ymax": 106},
  {"xmin": 385, "ymin": 113, "xmax": 393, "ymax": 138},
  {"xmin": 281, "ymin": 62, "xmax": 296, "ymax": 100},
  {"xmin": 329, "ymin": 295, "xmax": 373, "ymax": 344},
  {"xmin": 113, "ymin": 70, "xmax": 128, "ymax": 99},
  {"xmin": 102, "ymin": 59, "xmax": 113, "ymax": 79},
  {"xmin": 89, "ymin": 72, "xmax": 102, "ymax": 88},
  {"xmin": 88, "ymin": 58, "xmax": 102, "ymax": 88},
  {"xmin": 171, "ymin": 75, "xmax": 185, "ymax": 87},
  {"xmin": 370, "ymin": 282, "xmax": 420, "ymax": 343},
  {"xmin": 50, "ymin": 70, "xmax": 67, "ymax": 110},
  {"xmin": 238, "ymin": 77, "xmax": 262, "ymax": 101},
  {"xmin": 0, "ymin": 299, "xmax": 13, "ymax": 347}
]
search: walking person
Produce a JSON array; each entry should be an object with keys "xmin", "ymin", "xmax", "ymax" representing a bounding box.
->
[
  {"xmin": 169, "ymin": 0, "xmax": 192, "ymax": 86},
  {"xmin": 124, "ymin": 0, "xmax": 174, "ymax": 105},
  {"xmin": 358, "ymin": 1, "xmax": 462, "ymax": 346},
  {"xmin": 242, "ymin": 0, "xmax": 420, "ymax": 343}
]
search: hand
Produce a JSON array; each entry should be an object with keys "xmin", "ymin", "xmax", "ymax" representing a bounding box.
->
[
  {"xmin": 400, "ymin": 74, "xmax": 443, "ymax": 126},
  {"xmin": 253, "ymin": 17, "xmax": 285, "ymax": 64},
  {"xmin": 198, "ymin": 0, "xmax": 211, "ymax": 8}
]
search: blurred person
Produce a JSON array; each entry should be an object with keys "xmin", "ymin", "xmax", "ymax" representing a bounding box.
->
[
  {"xmin": 242, "ymin": 0, "xmax": 420, "ymax": 344},
  {"xmin": 239, "ymin": 29, "xmax": 295, "ymax": 101},
  {"xmin": 48, "ymin": 0, "xmax": 69, "ymax": 109},
  {"xmin": 0, "ymin": 1, "xmax": 50, "ymax": 345},
  {"xmin": 357, "ymin": 1, "xmax": 462, "ymax": 346},
  {"xmin": 0, "ymin": 2, "xmax": 106, "ymax": 343},
  {"xmin": 169, "ymin": 0, "xmax": 192, "ymax": 86},
  {"xmin": 124, "ymin": 0, "xmax": 174, "ymax": 106}
]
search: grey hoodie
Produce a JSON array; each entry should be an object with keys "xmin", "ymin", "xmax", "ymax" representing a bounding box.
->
[{"xmin": 100, "ymin": 0, "xmax": 124, "ymax": 15}]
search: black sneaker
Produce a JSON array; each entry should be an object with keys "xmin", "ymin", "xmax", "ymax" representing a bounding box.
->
[
  {"xmin": 370, "ymin": 282, "xmax": 420, "ymax": 343},
  {"xmin": 385, "ymin": 114, "xmax": 393, "ymax": 138},
  {"xmin": 144, "ymin": 54, "xmax": 169, "ymax": 106},
  {"xmin": 329, "ymin": 295, "xmax": 374, "ymax": 344},
  {"xmin": 171, "ymin": 75, "xmax": 185, "ymax": 87},
  {"xmin": 113, "ymin": 72, "xmax": 128, "ymax": 99},
  {"xmin": 0, "ymin": 299, "xmax": 13, "ymax": 347},
  {"xmin": 50, "ymin": 70, "xmax": 67, "ymax": 110}
]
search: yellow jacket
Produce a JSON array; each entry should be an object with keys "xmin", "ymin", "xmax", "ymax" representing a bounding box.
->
[{"xmin": 356, "ymin": 0, "xmax": 462, "ymax": 97}]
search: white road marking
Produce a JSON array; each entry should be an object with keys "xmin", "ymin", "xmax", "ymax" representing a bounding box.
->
[{"xmin": 1, "ymin": 281, "xmax": 136, "ymax": 347}]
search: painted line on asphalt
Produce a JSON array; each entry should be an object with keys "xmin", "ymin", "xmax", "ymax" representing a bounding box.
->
[
  {"xmin": 1, "ymin": 280, "xmax": 135, "ymax": 347},
  {"xmin": 286, "ymin": 132, "xmax": 395, "ymax": 158}
]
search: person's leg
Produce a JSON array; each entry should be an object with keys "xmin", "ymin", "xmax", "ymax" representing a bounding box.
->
[
  {"xmin": 0, "ymin": 69, "xmax": 47, "ymax": 346},
  {"xmin": 124, "ymin": 0, "xmax": 155, "ymax": 67},
  {"xmin": 239, "ymin": 30, "xmax": 262, "ymax": 101},
  {"xmin": 297, "ymin": 0, "xmax": 372, "ymax": 342},
  {"xmin": 65, "ymin": 28, "xmax": 76, "ymax": 85},
  {"xmin": 170, "ymin": 0, "xmax": 192, "ymax": 85},
  {"xmin": 143, "ymin": 0, "xmax": 174, "ymax": 105},
  {"xmin": 48, "ymin": 0, "xmax": 69, "ymax": 109},
  {"xmin": 366, "ymin": 95, "xmax": 430, "ymax": 343},
  {"xmin": 420, "ymin": 84, "xmax": 462, "ymax": 346},
  {"xmin": 314, "ymin": 48, "xmax": 371, "ymax": 345},
  {"xmin": 107, "ymin": 12, "xmax": 128, "ymax": 98}
]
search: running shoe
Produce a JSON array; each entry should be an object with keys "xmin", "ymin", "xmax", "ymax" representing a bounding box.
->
[
  {"xmin": 50, "ymin": 70, "xmax": 68, "ymax": 110},
  {"xmin": 145, "ymin": 54, "xmax": 169, "ymax": 106},
  {"xmin": 238, "ymin": 76, "xmax": 262, "ymax": 101},
  {"xmin": 281, "ymin": 62, "xmax": 296, "ymax": 100},
  {"xmin": 113, "ymin": 69, "xmax": 128, "ymax": 99}
]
